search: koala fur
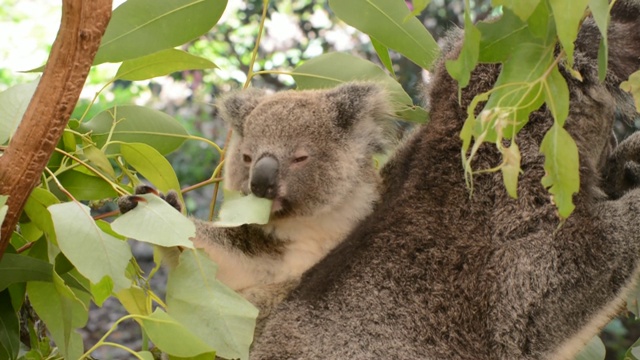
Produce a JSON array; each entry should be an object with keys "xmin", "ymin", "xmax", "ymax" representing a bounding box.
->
[
  {"xmin": 250, "ymin": 2, "xmax": 640, "ymax": 359},
  {"xmin": 182, "ymin": 83, "xmax": 392, "ymax": 320}
]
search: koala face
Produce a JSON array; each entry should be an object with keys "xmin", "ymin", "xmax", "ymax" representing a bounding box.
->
[{"xmin": 219, "ymin": 83, "xmax": 392, "ymax": 219}]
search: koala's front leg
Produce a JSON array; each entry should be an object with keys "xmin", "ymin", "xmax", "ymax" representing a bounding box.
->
[
  {"xmin": 117, "ymin": 185, "xmax": 182, "ymax": 214},
  {"xmin": 601, "ymin": 132, "xmax": 640, "ymax": 199}
]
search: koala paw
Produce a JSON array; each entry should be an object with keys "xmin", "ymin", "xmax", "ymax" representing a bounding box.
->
[{"xmin": 117, "ymin": 185, "xmax": 182, "ymax": 214}]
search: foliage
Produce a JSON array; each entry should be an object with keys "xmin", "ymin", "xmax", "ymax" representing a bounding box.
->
[{"xmin": 0, "ymin": 0, "xmax": 639, "ymax": 360}]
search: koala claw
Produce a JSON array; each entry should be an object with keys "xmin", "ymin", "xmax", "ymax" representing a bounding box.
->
[{"xmin": 117, "ymin": 185, "xmax": 182, "ymax": 214}]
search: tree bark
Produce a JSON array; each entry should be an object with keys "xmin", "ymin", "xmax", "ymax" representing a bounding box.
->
[{"xmin": 0, "ymin": 0, "xmax": 112, "ymax": 258}]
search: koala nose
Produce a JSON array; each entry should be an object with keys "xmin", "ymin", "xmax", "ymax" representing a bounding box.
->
[{"xmin": 251, "ymin": 155, "xmax": 279, "ymax": 199}]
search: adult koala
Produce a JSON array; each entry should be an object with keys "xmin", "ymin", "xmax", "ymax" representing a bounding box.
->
[
  {"xmin": 250, "ymin": 2, "xmax": 640, "ymax": 359},
  {"xmin": 120, "ymin": 83, "xmax": 393, "ymax": 323}
]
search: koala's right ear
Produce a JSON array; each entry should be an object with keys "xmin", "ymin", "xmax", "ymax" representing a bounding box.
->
[
  {"xmin": 218, "ymin": 88, "xmax": 268, "ymax": 136},
  {"xmin": 324, "ymin": 82, "xmax": 392, "ymax": 130}
]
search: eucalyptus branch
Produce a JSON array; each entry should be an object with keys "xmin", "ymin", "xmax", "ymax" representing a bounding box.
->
[
  {"xmin": 51, "ymin": 147, "xmax": 128, "ymax": 196},
  {"xmin": 78, "ymin": 80, "xmax": 115, "ymax": 124}
]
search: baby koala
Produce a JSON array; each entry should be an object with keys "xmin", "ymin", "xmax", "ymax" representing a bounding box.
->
[{"xmin": 120, "ymin": 82, "xmax": 393, "ymax": 320}]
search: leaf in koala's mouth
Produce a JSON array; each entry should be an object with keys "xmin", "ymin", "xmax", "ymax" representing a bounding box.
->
[{"xmin": 213, "ymin": 189, "xmax": 272, "ymax": 227}]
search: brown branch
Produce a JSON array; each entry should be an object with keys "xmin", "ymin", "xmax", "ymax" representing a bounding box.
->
[{"xmin": 0, "ymin": 0, "xmax": 113, "ymax": 258}]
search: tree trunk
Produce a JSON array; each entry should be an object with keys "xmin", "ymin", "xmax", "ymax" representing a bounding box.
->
[{"xmin": 0, "ymin": 0, "xmax": 113, "ymax": 258}]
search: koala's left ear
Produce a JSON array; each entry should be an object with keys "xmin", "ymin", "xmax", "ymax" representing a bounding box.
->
[
  {"xmin": 218, "ymin": 88, "xmax": 268, "ymax": 136},
  {"xmin": 324, "ymin": 82, "xmax": 392, "ymax": 130}
]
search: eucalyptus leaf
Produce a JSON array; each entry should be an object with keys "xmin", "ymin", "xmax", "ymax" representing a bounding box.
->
[
  {"xmin": 589, "ymin": 0, "xmax": 610, "ymax": 81},
  {"xmin": 543, "ymin": 65, "xmax": 570, "ymax": 126},
  {"xmin": 214, "ymin": 190, "xmax": 272, "ymax": 227},
  {"xmin": 445, "ymin": 0, "xmax": 480, "ymax": 89},
  {"xmin": 574, "ymin": 335, "xmax": 605, "ymax": 360},
  {"xmin": 94, "ymin": 0, "xmax": 227, "ymax": 64},
  {"xmin": 491, "ymin": 0, "xmax": 540, "ymax": 20},
  {"xmin": 0, "ymin": 196, "xmax": 7, "ymax": 239},
  {"xmin": 0, "ymin": 289, "xmax": 19, "ymax": 360},
  {"xmin": 406, "ymin": 0, "xmax": 430, "ymax": 19},
  {"xmin": 48, "ymin": 202, "xmax": 132, "ymax": 291},
  {"xmin": 500, "ymin": 142, "xmax": 521, "ymax": 198},
  {"xmin": 293, "ymin": 52, "xmax": 428, "ymax": 123},
  {"xmin": 549, "ymin": 0, "xmax": 589, "ymax": 68},
  {"xmin": 120, "ymin": 142, "xmax": 183, "ymax": 202},
  {"xmin": 0, "ymin": 79, "xmax": 39, "ymax": 145},
  {"xmin": 27, "ymin": 277, "xmax": 88, "ymax": 360},
  {"xmin": 328, "ymin": 0, "xmax": 438, "ymax": 69},
  {"xmin": 540, "ymin": 123, "xmax": 580, "ymax": 219},
  {"xmin": 81, "ymin": 143, "xmax": 116, "ymax": 179},
  {"xmin": 370, "ymin": 38, "xmax": 394, "ymax": 75},
  {"xmin": 111, "ymin": 193, "xmax": 195, "ymax": 248},
  {"xmin": 138, "ymin": 309, "xmax": 216, "ymax": 358},
  {"xmin": 116, "ymin": 49, "xmax": 217, "ymax": 81},
  {"xmin": 90, "ymin": 276, "xmax": 114, "ymax": 307},
  {"xmin": 116, "ymin": 285, "xmax": 151, "ymax": 316},
  {"xmin": 55, "ymin": 170, "xmax": 117, "ymax": 201},
  {"xmin": 78, "ymin": 105, "xmax": 188, "ymax": 155},
  {"xmin": 23, "ymin": 188, "xmax": 59, "ymax": 239},
  {"xmin": 621, "ymin": 70, "xmax": 640, "ymax": 112},
  {"xmin": 0, "ymin": 253, "xmax": 53, "ymax": 291},
  {"xmin": 166, "ymin": 249, "xmax": 258, "ymax": 360}
]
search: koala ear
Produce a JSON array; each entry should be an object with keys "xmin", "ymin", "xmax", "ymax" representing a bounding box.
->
[
  {"xmin": 218, "ymin": 88, "xmax": 268, "ymax": 136},
  {"xmin": 324, "ymin": 82, "xmax": 391, "ymax": 130}
]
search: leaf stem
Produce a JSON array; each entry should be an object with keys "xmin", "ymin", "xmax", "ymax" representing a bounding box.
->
[
  {"xmin": 78, "ymin": 80, "xmax": 114, "ymax": 124},
  {"xmin": 50, "ymin": 147, "xmax": 129, "ymax": 196}
]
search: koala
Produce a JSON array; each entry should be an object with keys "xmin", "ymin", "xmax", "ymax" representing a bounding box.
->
[
  {"xmin": 250, "ymin": 2, "xmax": 640, "ymax": 360},
  {"xmin": 120, "ymin": 83, "xmax": 393, "ymax": 323}
]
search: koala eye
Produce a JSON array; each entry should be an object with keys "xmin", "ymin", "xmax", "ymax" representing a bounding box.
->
[
  {"xmin": 242, "ymin": 154, "xmax": 252, "ymax": 164},
  {"xmin": 293, "ymin": 155, "xmax": 309, "ymax": 164}
]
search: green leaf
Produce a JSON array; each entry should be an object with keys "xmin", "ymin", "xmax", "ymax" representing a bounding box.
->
[
  {"xmin": 116, "ymin": 285, "xmax": 151, "ymax": 316},
  {"xmin": 48, "ymin": 202, "xmax": 133, "ymax": 291},
  {"xmin": 0, "ymin": 290, "xmax": 19, "ymax": 360},
  {"xmin": 0, "ymin": 196, "xmax": 7, "ymax": 240},
  {"xmin": 27, "ymin": 276, "xmax": 88, "ymax": 360},
  {"xmin": 500, "ymin": 142, "xmax": 522, "ymax": 198},
  {"xmin": 94, "ymin": 0, "xmax": 228, "ymax": 64},
  {"xmin": 491, "ymin": 0, "xmax": 540, "ymax": 20},
  {"xmin": 120, "ymin": 143, "xmax": 183, "ymax": 199},
  {"xmin": 478, "ymin": 42, "xmax": 553, "ymax": 142},
  {"xmin": 549, "ymin": 0, "xmax": 589, "ymax": 68},
  {"xmin": 138, "ymin": 309, "xmax": 216, "ymax": 358},
  {"xmin": 540, "ymin": 123, "xmax": 580, "ymax": 219},
  {"xmin": 405, "ymin": 0, "xmax": 430, "ymax": 19},
  {"xmin": 78, "ymin": 105, "xmax": 189, "ymax": 155},
  {"xmin": 621, "ymin": 70, "xmax": 640, "ymax": 112},
  {"xmin": 116, "ymin": 49, "xmax": 217, "ymax": 81},
  {"xmin": 543, "ymin": 65, "xmax": 570, "ymax": 126},
  {"xmin": 628, "ymin": 279, "xmax": 640, "ymax": 317},
  {"xmin": 370, "ymin": 38, "xmax": 394, "ymax": 76},
  {"xmin": 90, "ymin": 276, "xmax": 114, "ymax": 307},
  {"xmin": 167, "ymin": 250, "xmax": 258, "ymax": 360},
  {"xmin": 0, "ymin": 253, "xmax": 53, "ymax": 291},
  {"xmin": 81, "ymin": 142, "xmax": 116, "ymax": 180},
  {"xmin": 55, "ymin": 170, "xmax": 117, "ymax": 201},
  {"xmin": 574, "ymin": 335, "xmax": 605, "ymax": 360},
  {"xmin": 329, "ymin": 0, "xmax": 439, "ymax": 69},
  {"xmin": 0, "ymin": 79, "xmax": 39, "ymax": 145},
  {"xmin": 477, "ymin": 9, "xmax": 529, "ymax": 63},
  {"xmin": 293, "ymin": 52, "xmax": 428, "ymax": 123},
  {"xmin": 445, "ymin": 0, "xmax": 480, "ymax": 89},
  {"xmin": 111, "ymin": 193, "xmax": 195, "ymax": 248},
  {"xmin": 138, "ymin": 351, "xmax": 155, "ymax": 360},
  {"xmin": 23, "ymin": 188, "xmax": 59, "ymax": 239},
  {"xmin": 589, "ymin": 0, "xmax": 610, "ymax": 81},
  {"xmin": 214, "ymin": 189, "xmax": 272, "ymax": 227}
]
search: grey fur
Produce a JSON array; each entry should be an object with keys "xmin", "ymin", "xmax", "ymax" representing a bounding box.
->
[{"xmin": 250, "ymin": 2, "xmax": 640, "ymax": 359}]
